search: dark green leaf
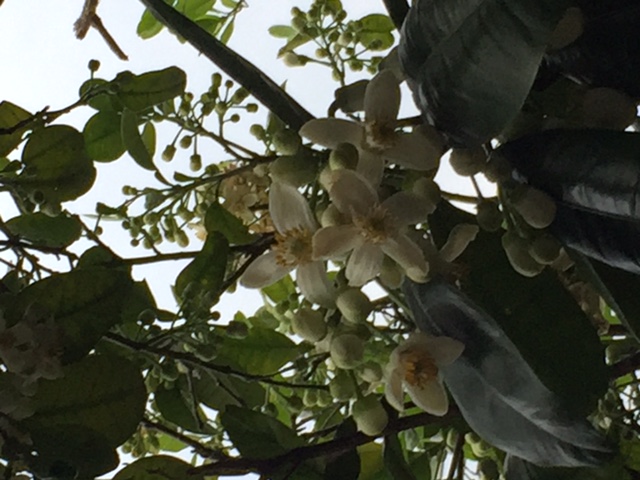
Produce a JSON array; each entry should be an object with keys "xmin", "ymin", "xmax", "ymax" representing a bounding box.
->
[
  {"xmin": 79, "ymin": 78, "xmax": 122, "ymax": 111},
  {"xmin": 0, "ymin": 101, "xmax": 31, "ymax": 156},
  {"xmin": 217, "ymin": 327, "xmax": 307, "ymax": 376},
  {"xmin": 83, "ymin": 111, "xmax": 125, "ymax": 162},
  {"xmin": 113, "ymin": 455, "xmax": 204, "ymax": 480},
  {"xmin": 121, "ymin": 108, "xmax": 155, "ymax": 170},
  {"xmin": 4, "ymin": 268, "xmax": 134, "ymax": 362},
  {"xmin": 221, "ymin": 405, "xmax": 303, "ymax": 459},
  {"xmin": 400, "ymin": 0, "xmax": 570, "ymax": 146},
  {"xmin": 174, "ymin": 231, "xmax": 229, "ymax": 303},
  {"xmin": 25, "ymin": 355, "xmax": 146, "ymax": 447},
  {"xmin": 117, "ymin": 67, "xmax": 187, "ymax": 112},
  {"xmin": 383, "ymin": 434, "xmax": 417, "ymax": 480},
  {"xmin": 5, "ymin": 212, "xmax": 82, "ymax": 248},
  {"xmin": 27, "ymin": 425, "xmax": 118, "ymax": 480},
  {"xmin": 18, "ymin": 125, "xmax": 96, "ymax": 203},
  {"xmin": 154, "ymin": 384, "xmax": 211, "ymax": 434},
  {"xmin": 204, "ymin": 202, "xmax": 255, "ymax": 244},
  {"xmin": 141, "ymin": 121, "xmax": 157, "ymax": 157}
]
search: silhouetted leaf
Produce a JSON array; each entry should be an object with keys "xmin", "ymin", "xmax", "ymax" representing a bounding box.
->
[
  {"xmin": 0, "ymin": 101, "xmax": 31, "ymax": 156},
  {"xmin": 5, "ymin": 212, "xmax": 82, "ymax": 248},
  {"xmin": 113, "ymin": 455, "xmax": 203, "ymax": 480}
]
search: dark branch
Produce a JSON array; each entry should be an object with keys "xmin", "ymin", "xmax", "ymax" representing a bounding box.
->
[
  {"xmin": 138, "ymin": 0, "xmax": 314, "ymax": 131},
  {"xmin": 382, "ymin": 0, "xmax": 410, "ymax": 31}
]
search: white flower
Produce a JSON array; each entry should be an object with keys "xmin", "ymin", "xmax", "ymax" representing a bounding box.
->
[
  {"xmin": 313, "ymin": 169, "xmax": 430, "ymax": 286},
  {"xmin": 240, "ymin": 182, "xmax": 335, "ymax": 307},
  {"xmin": 300, "ymin": 70, "xmax": 444, "ymax": 185},
  {"xmin": 385, "ymin": 332, "xmax": 464, "ymax": 416}
]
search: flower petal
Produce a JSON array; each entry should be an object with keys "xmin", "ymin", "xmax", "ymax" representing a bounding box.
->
[
  {"xmin": 401, "ymin": 332, "xmax": 465, "ymax": 367},
  {"xmin": 381, "ymin": 235, "xmax": 429, "ymax": 282},
  {"xmin": 439, "ymin": 223, "xmax": 480, "ymax": 263},
  {"xmin": 299, "ymin": 118, "xmax": 363, "ymax": 149},
  {"xmin": 346, "ymin": 242, "xmax": 384, "ymax": 286},
  {"xmin": 364, "ymin": 70, "xmax": 400, "ymax": 125},
  {"xmin": 313, "ymin": 225, "xmax": 363, "ymax": 259},
  {"xmin": 356, "ymin": 150, "xmax": 385, "ymax": 187},
  {"xmin": 383, "ymin": 128, "xmax": 444, "ymax": 171},
  {"xmin": 382, "ymin": 191, "xmax": 431, "ymax": 227},
  {"xmin": 296, "ymin": 261, "xmax": 336, "ymax": 308},
  {"xmin": 240, "ymin": 251, "xmax": 292, "ymax": 288},
  {"xmin": 384, "ymin": 366, "xmax": 406, "ymax": 412},
  {"xmin": 269, "ymin": 182, "xmax": 317, "ymax": 233},
  {"xmin": 406, "ymin": 378, "xmax": 449, "ymax": 416},
  {"xmin": 330, "ymin": 169, "xmax": 379, "ymax": 217}
]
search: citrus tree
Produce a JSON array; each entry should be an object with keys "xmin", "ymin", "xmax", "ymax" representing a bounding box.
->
[{"xmin": 0, "ymin": 0, "xmax": 639, "ymax": 479}]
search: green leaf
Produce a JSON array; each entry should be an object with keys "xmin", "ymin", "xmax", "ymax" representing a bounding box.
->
[
  {"xmin": 204, "ymin": 202, "xmax": 255, "ymax": 244},
  {"xmin": 113, "ymin": 455, "xmax": 204, "ymax": 480},
  {"xmin": 181, "ymin": 0, "xmax": 215, "ymax": 18},
  {"xmin": 26, "ymin": 425, "xmax": 118, "ymax": 480},
  {"xmin": 4, "ymin": 268, "xmax": 134, "ymax": 363},
  {"xmin": 154, "ymin": 384, "xmax": 212, "ymax": 434},
  {"xmin": 399, "ymin": 0, "xmax": 571, "ymax": 146},
  {"xmin": 83, "ymin": 111, "xmax": 126, "ymax": 162},
  {"xmin": 383, "ymin": 434, "xmax": 417, "ymax": 480},
  {"xmin": 278, "ymin": 33, "xmax": 314, "ymax": 55},
  {"xmin": 359, "ymin": 14, "xmax": 394, "ymax": 32},
  {"xmin": 174, "ymin": 231, "xmax": 229, "ymax": 303},
  {"xmin": 269, "ymin": 25, "xmax": 296, "ymax": 39},
  {"xmin": 5, "ymin": 212, "xmax": 82, "ymax": 248},
  {"xmin": 0, "ymin": 101, "xmax": 31, "ymax": 156},
  {"xmin": 121, "ymin": 108, "xmax": 155, "ymax": 170},
  {"xmin": 80, "ymin": 78, "xmax": 122, "ymax": 111},
  {"xmin": 195, "ymin": 370, "xmax": 266, "ymax": 411},
  {"xmin": 18, "ymin": 124, "xmax": 96, "ymax": 203},
  {"xmin": 137, "ymin": 8, "xmax": 165, "ymax": 39},
  {"xmin": 25, "ymin": 355, "xmax": 146, "ymax": 448},
  {"xmin": 141, "ymin": 121, "xmax": 157, "ymax": 157},
  {"xmin": 220, "ymin": 19, "xmax": 235, "ymax": 44},
  {"xmin": 217, "ymin": 327, "xmax": 307, "ymax": 376},
  {"xmin": 156, "ymin": 433, "xmax": 188, "ymax": 452},
  {"xmin": 116, "ymin": 67, "xmax": 187, "ymax": 112},
  {"xmin": 220, "ymin": 405, "xmax": 303, "ymax": 459},
  {"xmin": 358, "ymin": 442, "xmax": 385, "ymax": 480},
  {"xmin": 262, "ymin": 275, "xmax": 296, "ymax": 303}
]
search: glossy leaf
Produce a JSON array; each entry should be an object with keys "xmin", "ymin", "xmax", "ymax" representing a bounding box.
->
[
  {"xmin": 174, "ymin": 231, "xmax": 229, "ymax": 304},
  {"xmin": 83, "ymin": 111, "xmax": 125, "ymax": 162},
  {"xmin": 25, "ymin": 355, "xmax": 146, "ymax": 447},
  {"xmin": 220, "ymin": 405, "xmax": 303, "ymax": 459},
  {"xmin": 5, "ymin": 212, "xmax": 82, "ymax": 248},
  {"xmin": 399, "ymin": 0, "xmax": 570, "ymax": 147},
  {"xmin": 116, "ymin": 67, "xmax": 187, "ymax": 112},
  {"xmin": 204, "ymin": 202, "xmax": 255, "ymax": 245},
  {"xmin": 121, "ymin": 108, "xmax": 155, "ymax": 170},
  {"xmin": 113, "ymin": 455, "xmax": 204, "ymax": 480},
  {"xmin": 18, "ymin": 124, "xmax": 96, "ymax": 203},
  {"xmin": 3, "ymin": 268, "xmax": 134, "ymax": 362},
  {"xmin": 0, "ymin": 101, "xmax": 31, "ymax": 156},
  {"xmin": 154, "ymin": 384, "xmax": 212, "ymax": 434},
  {"xmin": 217, "ymin": 327, "xmax": 307, "ymax": 376}
]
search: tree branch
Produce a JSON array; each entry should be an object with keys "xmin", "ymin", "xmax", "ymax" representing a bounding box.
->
[{"xmin": 138, "ymin": 0, "xmax": 314, "ymax": 131}]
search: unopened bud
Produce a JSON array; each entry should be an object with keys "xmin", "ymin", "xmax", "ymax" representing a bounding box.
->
[
  {"xmin": 501, "ymin": 231, "xmax": 544, "ymax": 277},
  {"xmin": 336, "ymin": 288, "xmax": 372, "ymax": 325},
  {"xmin": 330, "ymin": 334, "xmax": 364, "ymax": 369},
  {"xmin": 510, "ymin": 185, "xmax": 556, "ymax": 229},
  {"xmin": 449, "ymin": 147, "xmax": 487, "ymax": 177},
  {"xmin": 352, "ymin": 395, "xmax": 388, "ymax": 436}
]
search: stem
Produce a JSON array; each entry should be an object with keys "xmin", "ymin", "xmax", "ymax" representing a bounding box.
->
[
  {"xmin": 142, "ymin": 417, "xmax": 224, "ymax": 459},
  {"xmin": 139, "ymin": 0, "xmax": 314, "ymax": 130}
]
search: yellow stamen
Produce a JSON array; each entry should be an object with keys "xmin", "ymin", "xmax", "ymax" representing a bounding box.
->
[
  {"xmin": 364, "ymin": 121, "xmax": 397, "ymax": 152},
  {"xmin": 273, "ymin": 227, "xmax": 313, "ymax": 267},
  {"xmin": 400, "ymin": 350, "xmax": 438, "ymax": 387},
  {"xmin": 352, "ymin": 205, "xmax": 394, "ymax": 244}
]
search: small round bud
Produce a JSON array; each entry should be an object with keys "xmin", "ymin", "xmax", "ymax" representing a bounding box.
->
[
  {"xmin": 88, "ymin": 59, "xmax": 101, "ymax": 72},
  {"xmin": 291, "ymin": 307, "xmax": 327, "ymax": 343},
  {"xmin": 449, "ymin": 147, "xmax": 487, "ymax": 176},
  {"xmin": 352, "ymin": 395, "xmax": 388, "ymax": 436},
  {"xmin": 272, "ymin": 129, "xmax": 302, "ymax": 155},
  {"xmin": 336, "ymin": 288, "xmax": 372, "ymax": 325},
  {"xmin": 224, "ymin": 80, "xmax": 234, "ymax": 89},
  {"xmin": 510, "ymin": 185, "xmax": 557, "ymax": 229},
  {"xmin": 162, "ymin": 144, "xmax": 176, "ymax": 162},
  {"xmin": 528, "ymin": 233, "xmax": 562, "ymax": 265},
  {"xmin": 246, "ymin": 103, "xmax": 258, "ymax": 113},
  {"xmin": 412, "ymin": 177, "xmax": 441, "ymax": 214},
  {"xmin": 211, "ymin": 73, "xmax": 222, "ymax": 88},
  {"xmin": 179, "ymin": 135, "xmax": 193, "ymax": 149},
  {"xmin": 330, "ymin": 334, "xmax": 364, "ymax": 369},
  {"xmin": 283, "ymin": 52, "xmax": 306, "ymax": 67},
  {"xmin": 302, "ymin": 389, "xmax": 318, "ymax": 407},
  {"xmin": 329, "ymin": 370, "xmax": 356, "ymax": 401},
  {"xmin": 270, "ymin": 155, "xmax": 317, "ymax": 187},
  {"xmin": 476, "ymin": 201, "xmax": 503, "ymax": 232},
  {"xmin": 250, "ymin": 124, "xmax": 266, "ymax": 140},
  {"xmin": 329, "ymin": 143, "xmax": 359, "ymax": 170},
  {"xmin": 190, "ymin": 154, "xmax": 202, "ymax": 172},
  {"xmin": 230, "ymin": 114, "xmax": 241, "ymax": 123},
  {"xmin": 483, "ymin": 154, "xmax": 512, "ymax": 183},
  {"xmin": 501, "ymin": 231, "xmax": 544, "ymax": 277},
  {"xmin": 359, "ymin": 361, "xmax": 383, "ymax": 383},
  {"xmin": 176, "ymin": 230, "xmax": 190, "ymax": 248}
]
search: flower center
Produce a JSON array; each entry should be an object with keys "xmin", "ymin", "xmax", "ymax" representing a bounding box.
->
[
  {"xmin": 400, "ymin": 350, "xmax": 438, "ymax": 387},
  {"xmin": 273, "ymin": 227, "xmax": 314, "ymax": 267},
  {"xmin": 352, "ymin": 205, "xmax": 394, "ymax": 244},
  {"xmin": 364, "ymin": 121, "xmax": 396, "ymax": 152}
]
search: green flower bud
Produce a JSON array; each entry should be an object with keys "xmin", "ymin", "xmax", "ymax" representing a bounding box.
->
[
  {"xmin": 246, "ymin": 103, "xmax": 258, "ymax": 113},
  {"xmin": 449, "ymin": 147, "xmax": 487, "ymax": 177},
  {"xmin": 270, "ymin": 155, "xmax": 317, "ymax": 187},
  {"xmin": 329, "ymin": 143, "xmax": 359, "ymax": 170},
  {"xmin": 190, "ymin": 154, "xmax": 203, "ymax": 172},
  {"xmin": 176, "ymin": 230, "xmax": 190, "ymax": 248},
  {"xmin": 352, "ymin": 395, "xmax": 388, "ymax": 436},
  {"xmin": 476, "ymin": 201, "xmax": 503, "ymax": 232},
  {"xmin": 88, "ymin": 59, "xmax": 101, "ymax": 72},
  {"xmin": 250, "ymin": 124, "xmax": 266, "ymax": 140},
  {"xmin": 272, "ymin": 129, "xmax": 302, "ymax": 155},
  {"xmin": 412, "ymin": 177, "xmax": 441, "ymax": 214},
  {"xmin": 528, "ymin": 233, "xmax": 562, "ymax": 265},
  {"xmin": 330, "ymin": 334, "xmax": 364, "ymax": 369},
  {"xmin": 483, "ymin": 154, "xmax": 512, "ymax": 183},
  {"xmin": 302, "ymin": 389, "xmax": 318, "ymax": 407},
  {"xmin": 230, "ymin": 113, "xmax": 241, "ymax": 123},
  {"xmin": 510, "ymin": 185, "xmax": 557, "ymax": 229},
  {"xmin": 358, "ymin": 361, "xmax": 383, "ymax": 383},
  {"xmin": 501, "ymin": 231, "xmax": 544, "ymax": 277},
  {"xmin": 316, "ymin": 389, "xmax": 332, "ymax": 407},
  {"xmin": 291, "ymin": 308, "xmax": 327, "ymax": 342},
  {"xmin": 283, "ymin": 52, "xmax": 306, "ymax": 67},
  {"xmin": 179, "ymin": 135, "xmax": 193, "ymax": 149},
  {"xmin": 336, "ymin": 288, "xmax": 372, "ymax": 325},
  {"xmin": 329, "ymin": 370, "xmax": 356, "ymax": 401},
  {"xmin": 162, "ymin": 144, "xmax": 176, "ymax": 162}
]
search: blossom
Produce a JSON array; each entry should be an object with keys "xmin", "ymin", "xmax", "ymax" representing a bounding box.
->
[
  {"xmin": 240, "ymin": 182, "xmax": 335, "ymax": 307},
  {"xmin": 299, "ymin": 70, "xmax": 444, "ymax": 185},
  {"xmin": 385, "ymin": 332, "xmax": 464, "ymax": 416},
  {"xmin": 313, "ymin": 169, "xmax": 431, "ymax": 286}
]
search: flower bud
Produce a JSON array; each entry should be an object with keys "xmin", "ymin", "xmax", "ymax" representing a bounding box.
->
[
  {"xmin": 329, "ymin": 370, "xmax": 356, "ymax": 401},
  {"xmin": 291, "ymin": 307, "xmax": 327, "ymax": 343},
  {"xmin": 272, "ymin": 129, "xmax": 302, "ymax": 155},
  {"xmin": 449, "ymin": 147, "xmax": 487, "ymax": 176},
  {"xmin": 162, "ymin": 144, "xmax": 176, "ymax": 162},
  {"xmin": 330, "ymin": 334, "xmax": 364, "ymax": 369},
  {"xmin": 329, "ymin": 143, "xmax": 359, "ymax": 170},
  {"xmin": 412, "ymin": 177, "xmax": 441, "ymax": 214},
  {"xmin": 510, "ymin": 185, "xmax": 556, "ymax": 229},
  {"xmin": 359, "ymin": 361, "xmax": 383, "ymax": 383},
  {"xmin": 476, "ymin": 201, "xmax": 503, "ymax": 232},
  {"xmin": 337, "ymin": 288, "xmax": 373, "ymax": 325},
  {"xmin": 501, "ymin": 231, "xmax": 544, "ymax": 277},
  {"xmin": 270, "ymin": 155, "xmax": 317, "ymax": 187},
  {"xmin": 528, "ymin": 233, "xmax": 562, "ymax": 265},
  {"xmin": 352, "ymin": 395, "xmax": 388, "ymax": 436},
  {"xmin": 439, "ymin": 224, "xmax": 479, "ymax": 263},
  {"xmin": 483, "ymin": 155, "xmax": 512, "ymax": 183}
]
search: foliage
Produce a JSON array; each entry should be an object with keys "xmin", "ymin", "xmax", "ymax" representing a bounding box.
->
[{"xmin": 0, "ymin": 0, "xmax": 640, "ymax": 479}]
